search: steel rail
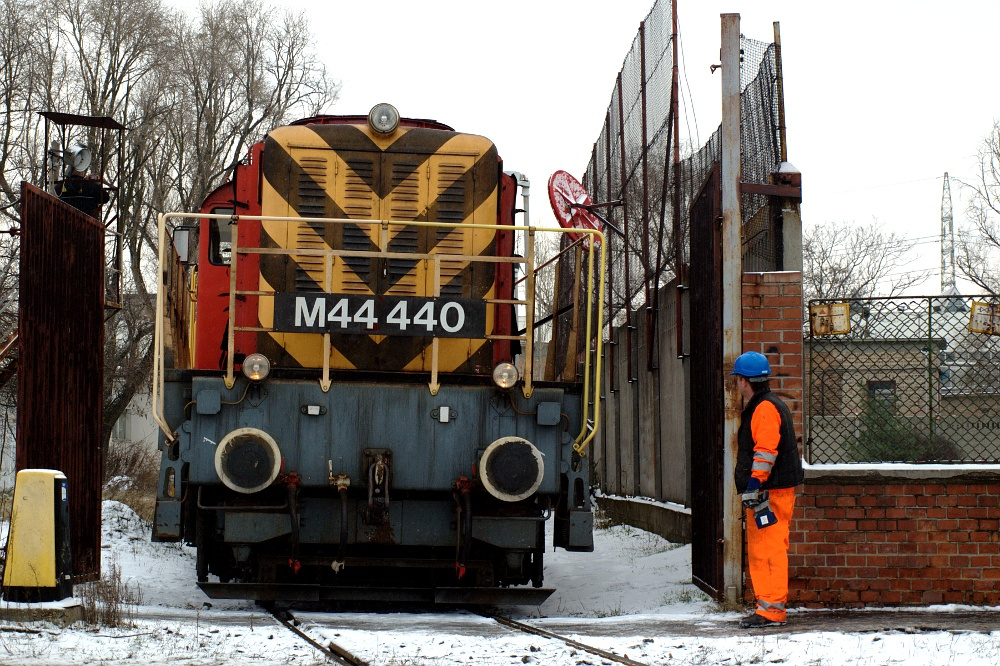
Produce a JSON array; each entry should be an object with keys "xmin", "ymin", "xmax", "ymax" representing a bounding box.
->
[
  {"xmin": 488, "ymin": 613, "xmax": 649, "ymax": 666},
  {"xmin": 273, "ymin": 610, "xmax": 369, "ymax": 666}
]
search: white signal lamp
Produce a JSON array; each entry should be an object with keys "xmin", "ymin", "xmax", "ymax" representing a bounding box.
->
[
  {"xmin": 492, "ymin": 362, "xmax": 519, "ymax": 390},
  {"xmin": 242, "ymin": 353, "xmax": 271, "ymax": 382},
  {"xmin": 368, "ymin": 103, "xmax": 400, "ymax": 134}
]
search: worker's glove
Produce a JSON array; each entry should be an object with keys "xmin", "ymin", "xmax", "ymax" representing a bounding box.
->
[
  {"xmin": 741, "ymin": 478, "xmax": 765, "ymax": 509},
  {"xmin": 742, "ymin": 478, "xmax": 778, "ymax": 529}
]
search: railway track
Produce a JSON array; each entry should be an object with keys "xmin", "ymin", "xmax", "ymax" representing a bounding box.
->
[
  {"xmin": 271, "ymin": 609, "xmax": 369, "ymax": 666},
  {"xmin": 275, "ymin": 606, "xmax": 650, "ymax": 666},
  {"xmin": 486, "ymin": 613, "xmax": 650, "ymax": 666}
]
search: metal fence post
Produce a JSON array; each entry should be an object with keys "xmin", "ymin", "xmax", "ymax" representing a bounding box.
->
[{"xmin": 720, "ymin": 12, "xmax": 744, "ymax": 610}]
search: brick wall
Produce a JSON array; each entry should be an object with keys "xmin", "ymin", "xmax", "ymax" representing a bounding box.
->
[
  {"xmin": 741, "ymin": 272, "xmax": 803, "ymax": 434},
  {"xmin": 741, "ymin": 271, "xmax": 1000, "ymax": 607},
  {"xmin": 790, "ymin": 478, "xmax": 1000, "ymax": 606}
]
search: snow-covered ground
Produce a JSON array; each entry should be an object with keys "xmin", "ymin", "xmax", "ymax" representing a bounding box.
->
[{"xmin": 1, "ymin": 501, "xmax": 999, "ymax": 665}]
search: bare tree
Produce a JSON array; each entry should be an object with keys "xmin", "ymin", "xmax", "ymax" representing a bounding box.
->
[
  {"xmin": 0, "ymin": 0, "xmax": 39, "ymax": 216},
  {"xmin": 802, "ymin": 221, "xmax": 931, "ymax": 302},
  {"xmin": 0, "ymin": 0, "xmax": 339, "ymax": 452},
  {"xmin": 172, "ymin": 0, "xmax": 337, "ymax": 210},
  {"xmin": 957, "ymin": 121, "xmax": 1000, "ymax": 296}
]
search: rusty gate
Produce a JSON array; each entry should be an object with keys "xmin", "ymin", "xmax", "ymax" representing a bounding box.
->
[
  {"xmin": 16, "ymin": 182, "xmax": 105, "ymax": 581},
  {"xmin": 688, "ymin": 165, "xmax": 724, "ymax": 599}
]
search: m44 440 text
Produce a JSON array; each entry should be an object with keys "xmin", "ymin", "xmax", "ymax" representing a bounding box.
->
[{"xmin": 272, "ymin": 293, "xmax": 487, "ymax": 338}]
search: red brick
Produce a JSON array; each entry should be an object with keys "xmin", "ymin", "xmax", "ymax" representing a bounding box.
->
[
  {"xmin": 741, "ymin": 331, "xmax": 773, "ymax": 344},
  {"xmin": 781, "ymin": 330, "xmax": 804, "ymax": 343},
  {"xmin": 762, "ymin": 318, "xmax": 799, "ymax": 331},
  {"xmin": 743, "ymin": 284, "xmax": 780, "ymax": 296},
  {"xmin": 750, "ymin": 307, "xmax": 783, "ymax": 319},
  {"xmin": 758, "ymin": 272, "xmax": 800, "ymax": 284},
  {"xmin": 921, "ymin": 591, "xmax": 945, "ymax": 604}
]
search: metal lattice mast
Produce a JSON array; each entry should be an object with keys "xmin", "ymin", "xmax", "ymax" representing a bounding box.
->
[{"xmin": 941, "ymin": 172, "xmax": 956, "ymax": 294}]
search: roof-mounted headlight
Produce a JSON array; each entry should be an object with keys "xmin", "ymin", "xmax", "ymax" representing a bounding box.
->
[
  {"xmin": 368, "ymin": 103, "xmax": 400, "ymax": 134},
  {"xmin": 492, "ymin": 362, "xmax": 519, "ymax": 390},
  {"xmin": 242, "ymin": 353, "xmax": 270, "ymax": 382}
]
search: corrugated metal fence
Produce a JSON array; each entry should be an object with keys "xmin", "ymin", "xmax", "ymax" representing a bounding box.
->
[{"xmin": 16, "ymin": 182, "xmax": 105, "ymax": 581}]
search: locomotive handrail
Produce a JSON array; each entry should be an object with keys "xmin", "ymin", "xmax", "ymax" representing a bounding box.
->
[{"xmin": 154, "ymin": 212, "xmax": 606, "ymax": 454}]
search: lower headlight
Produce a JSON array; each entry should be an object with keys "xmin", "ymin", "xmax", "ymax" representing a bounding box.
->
[
  {"xmin": 242, "ymin": 353, "xmax": 270, "ymax": 382},
  {"xmin": 479, "ymin": 436, "xmax": 545, "ymax": 502},
  {"xmin": 214, "ymin": 428, "xmax": 281, "ymax": 494},
  {"xmin": 492, "ymin": 362, "xmax": 519, "ymax": 389}
]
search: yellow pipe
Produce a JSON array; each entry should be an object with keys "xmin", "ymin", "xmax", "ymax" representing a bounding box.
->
[
  {"xmin": 522, "ymin": 227, "xmax": 535, "ymax": 399},
  {"xmin": 574, "ymin": 232, "xmax": 607, "ymax": 456}
]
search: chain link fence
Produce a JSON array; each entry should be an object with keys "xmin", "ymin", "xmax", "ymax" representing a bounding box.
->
[
  {"xmin": 579, "ymin": 0, "xmax": 783, "ymax": 341},
  {"xmin": 806, "ymin": 295, "xmax": 1000, "ymax": 464}
]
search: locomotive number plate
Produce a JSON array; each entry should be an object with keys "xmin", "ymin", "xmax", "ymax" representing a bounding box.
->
[{"xmin": 273, "ymin": 293, "xmax": 487, "ymax": 338}]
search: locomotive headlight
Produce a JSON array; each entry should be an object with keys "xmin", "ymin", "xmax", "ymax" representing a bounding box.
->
[
  {"xmin": 242, "ymin": 353, "xmax": 270, "ymax": 382},
  {"xmin": 368, "ymin": 102, "xmax": 400, "ymax": 134},
  {"xmin": 215, "ymin": 428, "xmax": 281, "ymax": 494},
  {"xmin": 492, "ymin": 362, "xmax": 520, "ymax": 390},
  {"xmin": 480, "ymin": 436, "xmax": 545, "ymax": 502}
]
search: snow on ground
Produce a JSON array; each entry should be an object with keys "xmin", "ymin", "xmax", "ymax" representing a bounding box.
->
[{"xmin": 0, "ymin": 501, "xmax": 998, "ymax": 664}]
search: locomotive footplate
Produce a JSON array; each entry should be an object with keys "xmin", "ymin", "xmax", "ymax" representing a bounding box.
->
[{"xmin": 197, "ymin": 582, "xmax": 554, "ymax": 605}]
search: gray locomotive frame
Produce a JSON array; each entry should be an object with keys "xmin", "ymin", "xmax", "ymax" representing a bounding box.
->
[{"xmin": 154, "ymin": 372, "xmax": 593, "ymax": 599}]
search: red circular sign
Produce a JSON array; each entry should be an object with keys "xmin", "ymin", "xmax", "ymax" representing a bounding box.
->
[{"xmin": 547, "ymin": 170, "xmax": 602, "ymax": 248}]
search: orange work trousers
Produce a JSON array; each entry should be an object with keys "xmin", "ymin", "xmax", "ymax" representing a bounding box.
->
[{"xmin": 745, "ymin": 486, "xmax": 796, "ymax": 622}]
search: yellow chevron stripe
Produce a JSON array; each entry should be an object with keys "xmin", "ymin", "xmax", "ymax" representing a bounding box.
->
[{"xmin": 255, "ymin": 123, "xmax": 500, "ymax": 373}]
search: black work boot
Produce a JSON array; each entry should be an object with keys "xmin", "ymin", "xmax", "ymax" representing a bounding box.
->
[{"xmin": 740, "ymin": 612, "xmax": 786, "ymax": 628}]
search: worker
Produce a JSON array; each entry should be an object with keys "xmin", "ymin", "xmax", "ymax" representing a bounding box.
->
[{"xmin": 732, "ymin": 351, "xmax": 804, "ymax": 628}]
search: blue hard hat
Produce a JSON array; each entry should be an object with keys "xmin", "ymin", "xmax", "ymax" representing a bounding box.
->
[{"xmin": 732, "ymin": 351, "xmax": 770, "ymax": 379}]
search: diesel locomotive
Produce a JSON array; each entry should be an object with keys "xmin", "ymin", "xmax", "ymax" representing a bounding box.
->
[{"xmin": 151, "ymin": 104, "xmax": 605, "ymax": 603}]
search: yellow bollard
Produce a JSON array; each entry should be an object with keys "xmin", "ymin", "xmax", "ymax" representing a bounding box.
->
[{"xmin": 2, "ymin": 469, "xmax": 73, "ymax": 602}]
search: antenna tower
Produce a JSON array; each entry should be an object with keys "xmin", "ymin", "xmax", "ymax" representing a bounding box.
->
[{"xmin": 941, "ymin": 172, "xmax": 956, "ymax": 294}]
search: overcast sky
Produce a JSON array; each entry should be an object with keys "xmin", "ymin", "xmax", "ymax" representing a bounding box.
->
[{"xmin": 180, "ymin": 1, "xmax": 1000, "ymax": 293}]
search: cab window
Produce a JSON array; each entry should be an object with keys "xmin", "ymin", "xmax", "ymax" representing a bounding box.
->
[{"xmin": 208, "ymin": 207, "xmax": 234, "ymax": 265}]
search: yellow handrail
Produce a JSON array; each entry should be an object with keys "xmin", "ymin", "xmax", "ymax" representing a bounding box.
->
[{"xmin": 152, "ymin": 212, "xmax": 606, "ymax": 445}]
